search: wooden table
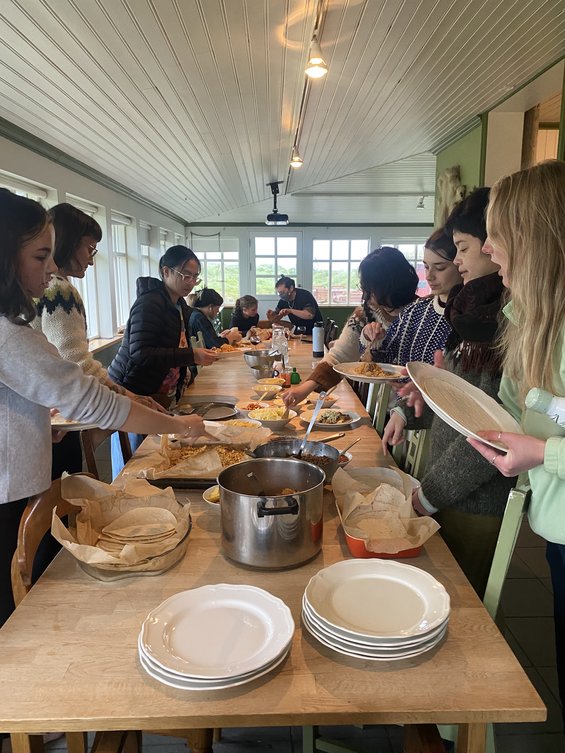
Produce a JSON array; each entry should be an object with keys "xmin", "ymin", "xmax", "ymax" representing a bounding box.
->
[{"xmin": 0, "ymin": 342, "xmax": 545, "ymax": 753}]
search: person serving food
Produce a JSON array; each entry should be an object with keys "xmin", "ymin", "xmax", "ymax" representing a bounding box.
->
[{"xmin": 266, "ymin": 276, "xmax": 322, "ymax": 335}]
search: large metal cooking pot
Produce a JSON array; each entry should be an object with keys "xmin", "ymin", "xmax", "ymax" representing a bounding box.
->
[
  {"xmin": 253, "ymin": 439, "xmax": 341, "ymax": 481},
  {"xmin": 218, "ymin": 458, "xmax": 325, "ymax": 569}
]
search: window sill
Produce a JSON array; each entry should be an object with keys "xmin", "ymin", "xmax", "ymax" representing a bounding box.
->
[{"xmin": 88, "ymin": 335, "xmax": 123, "ymax": 355}]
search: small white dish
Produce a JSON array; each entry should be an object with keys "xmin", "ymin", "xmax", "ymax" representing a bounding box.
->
[
  {"xmin": 236, "ymin": 401, "xmax": 269, "ymax": 416},
  {"xmin": 252, "ymin": 385, "xmax": 283, "ymax": 400},
  {"xmin": 202, "ymin": 485, "xmax": 220, "ymax": 508}
]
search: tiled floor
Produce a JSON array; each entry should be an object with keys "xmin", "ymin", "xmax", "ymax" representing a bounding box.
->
[{"xmin": 59, "ymin": 441, "xmax": 563, "ymax": 753}]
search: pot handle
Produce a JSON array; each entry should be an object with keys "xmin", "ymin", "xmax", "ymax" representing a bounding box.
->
[{"xmin": 257, "ymin": 496, "xmax": 299, "ymax": 517}]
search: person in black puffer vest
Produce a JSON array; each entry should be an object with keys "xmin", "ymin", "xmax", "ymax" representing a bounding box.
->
[{"xmin": 108, "ymin": 245, "xmax": 216, "ymax": 475}]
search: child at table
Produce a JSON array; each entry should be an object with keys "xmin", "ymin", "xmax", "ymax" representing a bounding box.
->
[
  {"xmin": 229, "ymin": 294, "xmax": 259, "ymax": 335},
  {"xmin": 0, "ymin": 189, "xmax": 208, "ymax": 627}
]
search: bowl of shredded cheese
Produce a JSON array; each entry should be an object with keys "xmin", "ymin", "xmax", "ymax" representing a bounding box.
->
[{"xmin": 247, "ymin": 407, "xmax": 297, "ymax": 430}]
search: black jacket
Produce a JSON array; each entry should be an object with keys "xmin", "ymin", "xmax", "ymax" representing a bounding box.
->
[{"xmin": 108, "ymin": 277, "xmax": 195, "ymax": 399}]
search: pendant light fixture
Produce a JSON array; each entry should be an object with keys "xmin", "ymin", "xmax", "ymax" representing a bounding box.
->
[
  {"xmin": 305, "ymin": 33, "xmax": 327, "ymax": 78},
  {"xmin": 290, "ymin": 148, "xmax": 304, "ymax": 169}
]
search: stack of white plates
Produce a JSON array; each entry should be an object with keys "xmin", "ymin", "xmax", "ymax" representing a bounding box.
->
[
  {"xmin": 138, "ymin": 584, "xmax": 294, "ymax": 690},
  {"xmin": 302, "ymin": 560, "xmax": 450, "ymax": 661}
]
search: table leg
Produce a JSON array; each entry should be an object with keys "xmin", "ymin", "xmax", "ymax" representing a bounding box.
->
[
  {"xmin": 456, "ymin": 724, "xmax": 487, "ymax": 753},
  {"xmin": 403, "ymin": 724, "xmax": 446, "ymax": 752},
  {"xmin": 186, "ymin": 728, "xmax": 214, "ymax": 753},
  {"xmin": 10, "ymin": 734, "xmax": 43, "ymax": 753}
]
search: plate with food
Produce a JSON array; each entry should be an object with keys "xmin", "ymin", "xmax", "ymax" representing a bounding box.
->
[
  {"xmin": 202, "ymin": 485, "xmax": 221, "ymax": 509},
  {"xmin": 50, "ymin": 415, "xmax": 99, "ymax": 431},
  {"xmin": 300, "ymin": 409, "xmax": 360, "ymax": 427},
  {"xmin": 236, "ymin": 401, "xmax": 269, "ymax": 416},
  {"xmin": 406, "ymin": 361, "xmax": 521, "ymax": 452},
  {"xmin": 211, "ymin": 343, "xmax": 247, "ymax": 355},
  {"xmin": 332, "ymin": 362, "xmax": 406, "ymax": 384}
]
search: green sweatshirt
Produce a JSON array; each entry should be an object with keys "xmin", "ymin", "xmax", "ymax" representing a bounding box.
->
[{"xmin": 498, "ymin": 304, "xmax": 565, "ymax": 543}]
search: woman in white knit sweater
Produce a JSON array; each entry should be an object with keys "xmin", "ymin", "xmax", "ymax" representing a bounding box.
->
[{"xmin": 33, "ymin": 203, "xmax": 160, "ymax": 478}]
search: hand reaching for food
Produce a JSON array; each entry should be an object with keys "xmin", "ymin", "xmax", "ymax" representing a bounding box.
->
[
  {"xmin": 194, "ymin": 348, "xmax": 218, "ymax": 366},
  {"xmin": 362, "ymin": 321, "xmax": 386, "ymax": 345},
  {"xmin": 174, "ymin": 414, "xmax": 207, "ymax": 442}
]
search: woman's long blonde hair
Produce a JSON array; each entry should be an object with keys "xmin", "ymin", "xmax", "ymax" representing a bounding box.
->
[{"xmin": 487, "ymin": 160, "xmax": 565, "ymax": 397}]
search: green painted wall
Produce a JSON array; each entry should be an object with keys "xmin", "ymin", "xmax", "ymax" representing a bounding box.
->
[{"xmin": 435, "ymin": 125, "xmax": 483, "ymax": 200}]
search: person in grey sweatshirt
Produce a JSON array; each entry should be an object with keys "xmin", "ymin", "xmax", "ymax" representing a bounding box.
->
[{"xmin": 0, "ymin": 189, "xmax": 208, "ymax": 626}]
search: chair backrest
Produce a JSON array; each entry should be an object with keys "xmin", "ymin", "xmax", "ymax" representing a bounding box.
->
[
  {"xmin": 483, "ymin": 474, "xmax": 531, "ymax": 620},
  {"xmin": 324, "ymin": 321, "xmax": 339, "ymax": 348},
  {"xmin": 81, "ymin": 429, "xmax": 131, "ymax": 480},
  {"xmin": 189, "ymin": 329, "xmax": 205, "ymax": 350},
  {"xmin": 390, "ymin": 428, "xmax": 430, "ymax": 480},
  {"xmin": 365, "ymin": 382, "xmax": 392, "ymax": 435},
  {"xmin": 10, "ymin": 476, "xmax": 91, "ymax": 604}
]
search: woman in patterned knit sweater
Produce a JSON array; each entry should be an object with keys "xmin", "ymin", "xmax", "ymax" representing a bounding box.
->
[
  {"xmin": 32, "ymin": 203, "xmax": 160, "ymax": 478},
  {"xmin": 367, "ymin": 228, "xmax": 462, "ymax": 365}
]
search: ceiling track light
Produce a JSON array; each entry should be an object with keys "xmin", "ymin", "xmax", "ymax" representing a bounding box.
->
[
  {"xmin": 265, "ymin": 181, "xmax": 289, "ymax": 225},
  {"xmin": 290, "ymin": 148, "xmax": 303, "ymax": 169},
  {"xmin": 305, "ymin": 33, "xmax": 327, "ymax": 78}
]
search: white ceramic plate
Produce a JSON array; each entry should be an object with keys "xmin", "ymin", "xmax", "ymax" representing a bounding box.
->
[
  {"xmin": 301, "ymin": 610, "xmax": 447, "ymax": 661},
  {"xmin": 300, "ymin": 409, "xmax": 360, "ymax": 428},
  {"xmin": 140, "ymin": 584, "xmax": 294, "ymax": 679},
  {"xmin": 202, "ymin": 485, "xmax": 220, "ymax": 509},
  {"xmin": 302, "ymin": 598, "xmax": 448, "ymax": 648},
  {"xmin": 332, "ymin": 362, "xmax": 406, "ymax": 385},
  {"xmin": 138, "ymin": 644, "xmax": 290, "ymax": 690},
  {"xmin": 50, "ymin": 415, "xmax": 99, "ymax": 431},
  {"xmin": 304, "ymin": 560, "xmax": 450, "ymax": 639},
  {"xmin": 406, "ymin": 362, "xmax": 522, "ymax": 452}
]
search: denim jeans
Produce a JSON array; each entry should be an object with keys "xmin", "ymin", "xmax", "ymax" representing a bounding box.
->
[
  {"xmin": 111, "ymin": 431, "xmax": 144, "ymax": 478},
  {"xmin": 546, "ymin": 541, "xmax": 565, "ymax": 726}
]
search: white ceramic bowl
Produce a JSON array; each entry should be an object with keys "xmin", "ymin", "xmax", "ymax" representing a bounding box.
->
[
  {"xmin": 202, "ymin": 485, "xmax": 220, "ymax": 509},
  {"xmin": 256, "ymin": 377, "xmax": 286, "ymax": 387},
  {"xmin": 223, "ymin": 417, "xmax": 263, "ymax": 428},
  {"xmin": 251, "ymin": 384, "xmax": 283, "ymax": 400},
  {"xmin": 305, "ymin": 395, "xmax": 338, "ymax": 409},
  {"xmin": 247, "ymin": 408, "xmax": 297, "ymax": 430},
  {"xmin": 235, "ymin": 401, "xmax": 269, "ymax": 416},
  {"xmin": 336, "ymin": 451, "xmax": 352, "ymax": 469}
]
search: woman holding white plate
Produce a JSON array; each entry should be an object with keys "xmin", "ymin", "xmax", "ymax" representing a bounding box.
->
[{"xmin": 467, "ymin": 160, "xmax": 565, "ymax": 724}]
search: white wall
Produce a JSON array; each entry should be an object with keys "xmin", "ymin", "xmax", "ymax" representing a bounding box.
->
[{"xmin": 484, "ymin": 112, "xmax": 524, "ymax": 186}]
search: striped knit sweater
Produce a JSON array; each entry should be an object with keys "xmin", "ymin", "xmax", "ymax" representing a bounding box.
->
[{"xmin": 369, "ymin": 296, "xmax": 451, "ymax": 366}]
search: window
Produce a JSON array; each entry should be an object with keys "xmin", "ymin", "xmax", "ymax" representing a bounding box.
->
[
  {"xmin": 253, "ymin": 235, "xmax": 298, "ymax": 296},
  {"xmin": 382, "ymin": 241, "xmax": 430, "ymax": 296},
  {"xmin": 190, "ymin": 233, "xmax": 240, "ymax": 303},
  {"xmin": 312, "ymin": 239, "xmax": 369, "ymax": 305},
  {"xmin": 160, "ymin": 229, "xmax": 170, "ymax": 255},
  {"xmin": 66, "ymin": 195, "xmax": 101, "ymax": 338},
  {"xmin": 174, "ymin": 233, "xmax": 184, "ymax": 246},
  {"xmin": 0, "ymin": 171, "xmax": 49, "ymax": 202},
  {"xmin": 111, "ymin": 212, "xmax": 133, "ymax": 328},
  {"xmin": 139, "ymin": 222, "xmax": 153, "ymax": 277}
]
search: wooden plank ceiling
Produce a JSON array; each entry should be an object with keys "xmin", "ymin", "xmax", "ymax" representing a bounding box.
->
[{"xmin": 0, "ymin": 0, "xmax": 563, "ymax": 224}]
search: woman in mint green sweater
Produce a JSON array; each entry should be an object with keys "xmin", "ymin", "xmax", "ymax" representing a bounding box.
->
[{"xmin": 469, "ymin": 160, "xmax": 565, "ymax": 725}]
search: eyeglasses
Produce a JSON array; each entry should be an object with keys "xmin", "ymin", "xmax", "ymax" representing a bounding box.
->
[
  {"xmin": 87, "ymin": 244, "xmax": 98, "ymax": 258},
  {"xmin": 174, "ymin": 268, "xmax": 201, "ymax": 284}
]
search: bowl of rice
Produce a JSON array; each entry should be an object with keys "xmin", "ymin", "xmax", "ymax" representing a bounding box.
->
[
  {"xmin": 251, "ymin": 384, "xmax": 283, "ymax": 400},
  {"xmin": 247, "ymin": 407, "xmax": 297, "ymax": 430}
]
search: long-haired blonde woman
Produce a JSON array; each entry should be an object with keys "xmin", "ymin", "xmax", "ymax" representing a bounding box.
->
[{"xmin": 469, "ymin": 159, "xmax": 565, "ymax": 725}]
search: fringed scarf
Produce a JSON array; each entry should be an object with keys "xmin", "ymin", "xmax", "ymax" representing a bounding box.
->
[{"xmin": 444, "ymin": 272, "xmax": 506, "ymax": 376}]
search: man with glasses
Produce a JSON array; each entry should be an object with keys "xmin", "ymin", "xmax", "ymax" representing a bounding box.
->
[{"xmin": 266, "ymin": 276, "xmax": 322, "ymax": 335}]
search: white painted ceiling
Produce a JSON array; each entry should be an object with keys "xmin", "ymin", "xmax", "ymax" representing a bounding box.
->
[{"xmin": 0, "ymin": 0, "xmax": 563, "ymax": 225}]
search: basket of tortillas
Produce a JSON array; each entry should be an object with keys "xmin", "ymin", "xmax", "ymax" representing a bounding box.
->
[
  {"xmin": 50, "ymin": 474, "xmax": 191, "ymax": 580},
  {"xmin": 331, "ymin": 466, "xmax": 440, "ymax": 558}
]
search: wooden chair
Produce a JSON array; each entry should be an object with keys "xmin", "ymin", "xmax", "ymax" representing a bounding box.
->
[
  {"xmin": 81, "ymin": 429, "xmax": 131, "ymax": 480},
  {"xmin": 437, "ymin": 474, "xmax": 531, "ymax": 753},
  {"xmin": 10, "ymin": 477, "xmax": 214, "ymax": 753},
  {"xmin": 190, "ymin": 330, "xmax": 206, "ymax": 373},
  {"xmin": 324, "ymin": 319, "xmax": 338, "ymax": 348},
  {"xmin": 390, "ymin": 428, "xmax": 430, "ymax": 481},
  {"xmin": 365, "ymin": 382, "xmax": 392, "ymax": 435},
  {"xmin": 10, "ymin": 476, "xmax": 140, "ymax": 753}
]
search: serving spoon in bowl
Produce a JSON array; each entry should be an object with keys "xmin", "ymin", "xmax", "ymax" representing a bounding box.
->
[{"xmin": 295, "ymin": 391, "xmax": 327, "ymax": 458}]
